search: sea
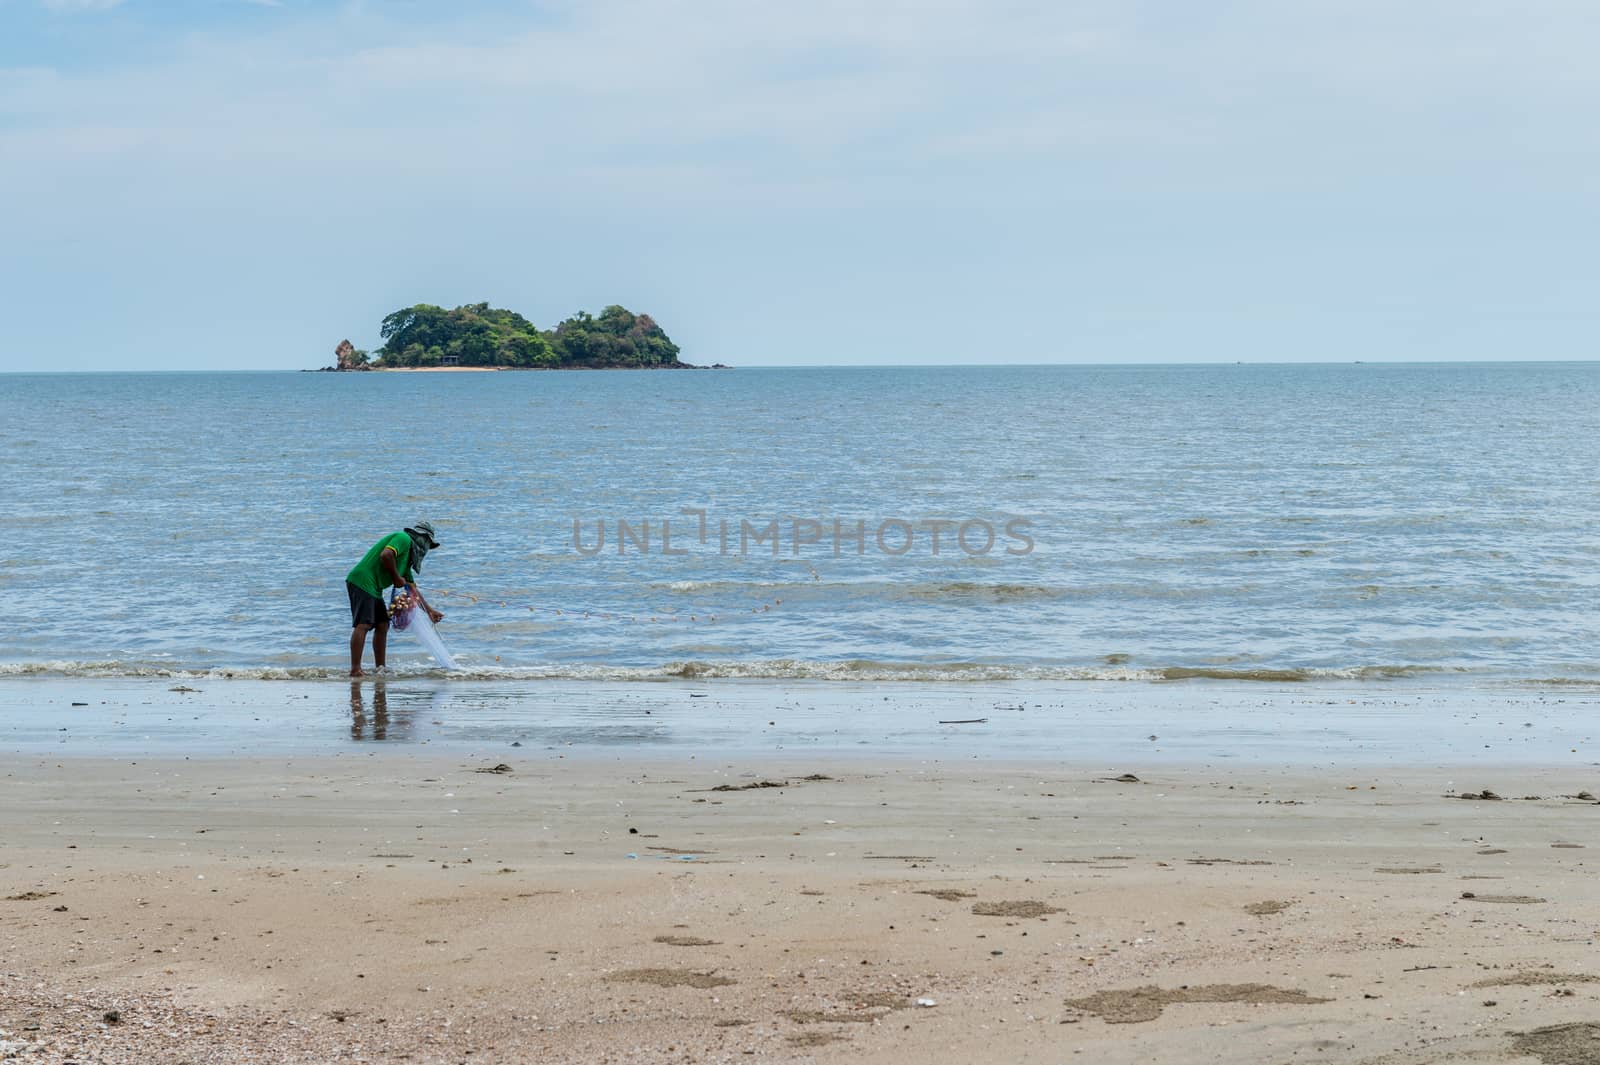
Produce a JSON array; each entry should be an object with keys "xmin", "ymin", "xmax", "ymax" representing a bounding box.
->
[{"xmin": 3, "ymin": 363, "xmax": 1598, "ymax": 687}]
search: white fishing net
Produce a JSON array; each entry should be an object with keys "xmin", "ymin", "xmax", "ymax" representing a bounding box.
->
[{"xmin": 389, "ymin": 589, "xmax": 457, "ymax": 670}]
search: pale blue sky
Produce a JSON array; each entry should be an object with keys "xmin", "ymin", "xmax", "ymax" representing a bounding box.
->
[{"xmin": 2, "ymin": 0, "xmax": 1597, "ymax": 370}]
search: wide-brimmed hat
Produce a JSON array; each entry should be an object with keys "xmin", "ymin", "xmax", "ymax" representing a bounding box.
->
[{"xmin": 406, "ymin": 520, "xmax": 441, "ymax": 549}]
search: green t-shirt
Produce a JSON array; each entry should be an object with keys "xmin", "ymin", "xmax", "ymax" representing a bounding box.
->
[{"xmin": 346, "ymin": 531, "xmax": 415, "ymax": 598}]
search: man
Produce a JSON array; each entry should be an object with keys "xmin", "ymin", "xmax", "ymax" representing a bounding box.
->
[{"xmin": 346, "ymin": 521, "xmax": 444, "ymax": 677}]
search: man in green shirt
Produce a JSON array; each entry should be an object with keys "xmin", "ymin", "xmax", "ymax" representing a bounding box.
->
[{"xmin": 346, "ymin": 521, "xmax": 444, "ymax": 676}]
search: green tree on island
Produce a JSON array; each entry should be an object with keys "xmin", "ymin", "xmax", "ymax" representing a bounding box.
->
[
  {"xmin": 549, "ymin": 306, "xmax": 681, "ymax": 367},
  {"xmin": 373, "ymin": 302, "xmax": 682, "ymax": 368}
]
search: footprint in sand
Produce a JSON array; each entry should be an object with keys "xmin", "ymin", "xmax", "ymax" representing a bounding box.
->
[
  {"xmin": 1511, "ymin": 1022, "xmax": 1600, "ymax": 1064},
  {"xmin": 1473, "ymin": 973, "xmax": 1600, "ymax": 988},
  {"xmin": 1063, "ymin": 984, "xmax": 1331, "ymax": 1024},
  {"xmin": 971, "ymin": 900, "xmax": 1063, "ymax": 918},
  {"xmin": 783, "ymin": 994, "xmax": 910, "ymax": 1025},
  {"xmin": 605, "ymin": 969, "xmax": 735, "ymax": 988},
  {"xmin": 1243, "ymin": 900, "xmax": 1293, "ymax": 915}
]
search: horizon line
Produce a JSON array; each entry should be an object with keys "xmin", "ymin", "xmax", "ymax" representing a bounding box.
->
[{"xmin": 4, "ymin": 357, "xmax": 1600, "ymax": 374}]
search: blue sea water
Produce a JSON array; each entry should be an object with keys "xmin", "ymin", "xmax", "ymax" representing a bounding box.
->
[{"xmin": 2, "ymin": 363, "xmax": 1597, "ymax": 683}]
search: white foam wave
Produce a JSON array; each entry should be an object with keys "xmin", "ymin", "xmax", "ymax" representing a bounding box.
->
[{"xmin": 0, "ymin": 657, "xmax": 1529, "ymax": 685}]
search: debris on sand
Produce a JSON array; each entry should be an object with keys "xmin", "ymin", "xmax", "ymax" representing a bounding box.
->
[
  {"xmin": 1095, "ymin": 774, "xmax": 1142, "ymax": 783},
  {"xmin": 604, "ymin": 969, "xmax": 735, "ymax": 989},
  {"xmin": 1187, "ymin": 857, "xmax": 1273, "ymax": 866},
  {"xmin": 915, "ymin": 889, "xmax": 976, "ymax": 901},
  {"xmin": 1376, "ymin": 867, "xmax": 1443, "ymax": 875},
  {"xmin": 971, "ymin": 900, "xmax": 1062, "ymax": 918},
  {"xmin": 1460, "ymin": 893, "xmax": 1547, "ymax": 904},
  {"xmin": 3, "ymin": 891, "xmax": 57, "ymax": 902},
  {"xmin": 653, "ymin": 935, "xmax": 719, "ymax": 947},
  {"xmin": 1063, "ymin": 983, "xmax": 1332, "ymax": 1024},
  {"xmin": 1451, "ymin": 790, "xmax": 1503, "ymax": 800},
  {"xmin": 1510, "ymin": 1022, "xmax": 1600, "ymax": 1065},
  {"xmin": 787, "ymin": 1032, "xmax": 848, "ymax": 1046},
  {"xmin": 703, "ymin": 773, "xmax": 833, "ymax": 792},
  {"xmin": 473, "ymin": 764, "xmax": 513, "ymax": 775},
  {"xmin": 647, "ymin": 846, "xmax": 715, "ymax": 856},
  {"xmin": 1243, "ymin": 900, "xmax": 1293, "ymax": 915}
]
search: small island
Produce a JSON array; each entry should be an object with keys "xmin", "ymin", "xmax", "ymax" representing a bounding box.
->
[{"xmin": 324, "ymin": 302, "xmax": 719, "ymax": 371}]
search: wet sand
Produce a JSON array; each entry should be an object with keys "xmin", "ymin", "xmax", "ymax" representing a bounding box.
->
[
  {"xmin": 3, "ymin": 676, "xmax": 1594, "ymax": 764},
  {"xmin": 3, "ymin": 749, "xmax": 1598, "ymax": 1063}
]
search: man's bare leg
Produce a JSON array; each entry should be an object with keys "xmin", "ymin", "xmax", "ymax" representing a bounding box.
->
[
  {"xmin": 350, "ymin": 623, "xmax": 371, "ymax": 677},
  {"xmin": 373, "ymin": 621, "xmax": 390, "ymax": 670}
]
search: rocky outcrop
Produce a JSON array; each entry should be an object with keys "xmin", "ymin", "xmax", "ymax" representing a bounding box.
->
[{"xmin": 333, "ymin": 339, "xmax": 370, "ymax": 371}]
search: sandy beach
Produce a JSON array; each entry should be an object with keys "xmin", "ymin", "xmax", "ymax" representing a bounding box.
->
[
  {"xmin": 373, "ymin": 366, "xmax": 502, "ymax": 373},
  {"xmin": 4, "ymin": 728, "xmax": 1597, "ymax": 1064}
]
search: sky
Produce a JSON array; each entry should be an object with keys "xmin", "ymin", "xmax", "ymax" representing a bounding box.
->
[{"xmin": 2, "ymin": 0, "xmax": 1598, "ymax": 370}]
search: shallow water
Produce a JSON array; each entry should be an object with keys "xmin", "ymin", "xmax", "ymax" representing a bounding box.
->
[{"xmin": 3, "ymin": 363, "xmax": 1597, "ymax": 682}]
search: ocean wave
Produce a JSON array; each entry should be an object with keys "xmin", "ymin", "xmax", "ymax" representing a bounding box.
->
[
  {"xmin": 661, "ymin": 659, "xmax": 1161, "ymax": 682},
  {"xmin": 896, "ymin": 582, "xmax": 1074, "ymax": 602},
  {"xmin": 656, "ymin": 579, "xmax": 1236, "ymax": 603},
  {"xmin": 0, "ymin": 658, "xmax": 1148, "ymax": 683},
  {"xmin": 0, "ymin": 657, "xmax": 1560, "ymax": 685},
  {"xmin": 0, "ymin": 659, "xmax": 666, "ymax": 682},
  {"xmin": 1156, "ymin": 665, "xmax": 1457, "ymax": 683}
]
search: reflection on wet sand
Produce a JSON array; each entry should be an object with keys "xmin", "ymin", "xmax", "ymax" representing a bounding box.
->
[
  {"xmin": 346, "ymin": 683, "xmax": 671, "ymax": 748},
  {"xmin": 350, "ymin": 680, "xmax": 414, "ymax": 742}
]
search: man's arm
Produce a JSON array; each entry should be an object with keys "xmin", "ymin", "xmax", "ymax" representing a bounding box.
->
[
  {"xmin": 379, "ymin": 547, "xmax": 413, "ymax": 594},
  {"xmin": 411, "ymin": 586, "xmax": 444, "ymax": 624},
  {"xmin": 382, "ymin": 546, "xmax": 442, "ymax": 622}
]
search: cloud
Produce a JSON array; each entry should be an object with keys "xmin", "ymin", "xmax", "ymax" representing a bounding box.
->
[
  {"xmin": 5, "ymin": 0, "xmax": 1600, "ymax": 369},
  {"xmin": 7, "ymin": 0, "xmax": 1598, "ymax": 211},
  {"xmin": 0, "ymin": 1, "xmax": 1135, "ymax": 212}
]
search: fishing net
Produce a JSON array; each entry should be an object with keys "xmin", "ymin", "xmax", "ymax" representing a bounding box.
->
[{"xmin": 389, "ymin": 588, "xmax": 457, "ymax": 670}]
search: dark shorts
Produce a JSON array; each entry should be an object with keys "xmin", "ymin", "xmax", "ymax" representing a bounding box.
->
[{"xmin": 347, "ymin": 581, "xmax": 389, "ymax": 629}]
